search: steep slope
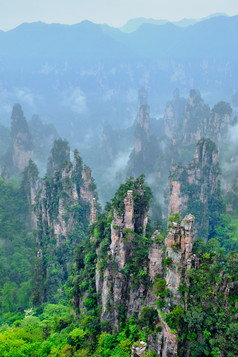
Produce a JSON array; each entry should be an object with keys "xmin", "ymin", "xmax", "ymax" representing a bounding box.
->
[
  {"xmin": 71, "ymin": 177, "xmax": 237, "ymax": 356},
  {"xmin": 167, "ymin": 138, "xmax": 224, "ymax": 240},
  {"xmin": 2, "ymin": 104, "xmax": 34, "ymax": 177},
  {"xmin": 32, "ymin": 147, "xmax": 98, "ymax": 304}
]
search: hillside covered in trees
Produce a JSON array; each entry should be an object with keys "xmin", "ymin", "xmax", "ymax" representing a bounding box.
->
[{"xmin": 0, "ymin": 97, "xmax": 237, "ymax": 355}]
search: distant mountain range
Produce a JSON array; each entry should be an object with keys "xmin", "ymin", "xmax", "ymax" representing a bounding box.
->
[
  {"xmin": 0, "ymin": 14, "xmax": 236, "ymax": 61},
  {"xmin": 0, "ymin": 14, "xmax": 237, "ymax": 144},
  {"xmin": 119, "ymin": 13, "xmax": 228, "ymax": 32}
]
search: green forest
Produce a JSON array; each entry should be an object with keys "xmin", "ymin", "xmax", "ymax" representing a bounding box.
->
[
  {"xmin": 0, "ymin": 93, "xmax": 237, "ymax": 357},
  {"xmin": 0, "ymin": 169, "xmax": 237, "ymax": 356}
]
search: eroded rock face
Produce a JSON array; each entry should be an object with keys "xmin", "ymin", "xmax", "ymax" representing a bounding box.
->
[
  {"xmin": 90, "ymin": 197, "xmax": 97, "ymax": 223},
  {"xmin": 164, "ymin": 89, "xmax": 186, "ymax": 138},
  {"xmin": 206, "ymin": 101, "xmax": 232, "ymax": 144},
  {"xmin": 100, "ymin": 190, "xmax": 135, "ymax": 326},
  {"xmin": 34, "ymin": 151, "xmax": 97, "ymax": 301},
  {"xmin": 127, "ymin": 89, "xmax": 157, "ymax": 179},
  {"xmin": 157, "ymin": 310, "xmax": 178, "ymax": 357},
  {"xmin": 168, "ymin": 170, "xmax": 188, "ymax": 217},
  {"xmin": 164, "ymin": 90, "xmax": 232, "ymax": 148},
  {"xmin": 153, "ymin": 214, "xmax": 195, "ymax": 356},
  {"xmin": 86, "ymin": 172, "xmax": 196, "ymax": 355},
  {"xmin": 165, "ymin": 214, "xmax": 194, "ymax": 303},
  {"xmin": 167, "ymin": 138, "xmax": 221, "ymax": 240},
  {"xmin": 131, "ymin": 341, "xmax": 147, "ymax": 356},
  {"xmin": 80, "ymin": 166, "xmax": 94, "ymax": 203},
  {"xmin": 97, "ymin": 189, "xmax": 156, "ymax": 329},
  {"xmin": 95, "ymin": 209, "xmax": 195, "ymax": 354},
  {"xmin": 182, "ymin": 92, "xmax": 232, "ymax": 147},
  {"xmin": 135, "ymin": 104, "xmax": 150, "ymax": 155},
  {"xmin": 181, "ymin": 90, "xmax": 210, "ymax": 146},
  {"xmin": 22, "ymin": 159, "xmax": 39, "ymax": 229},
  {"xmin": 10, "ymin": 104, "xmax": 34, "ymax": 175},
  {"xmin": 80, "ymin": 165, "xmax": 97, "ymax": 221},
  {"xmin": 109, "ymin": 190, "xmax": 134, "ymax": 268},
  {"xmin": 148, "ymin": 233, "xmax": 164, "ymax": 280}
]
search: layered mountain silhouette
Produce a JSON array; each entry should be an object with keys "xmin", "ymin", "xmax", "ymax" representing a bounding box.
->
[{"xmin": 0, "ymin": 14, "xmax": 237, "ymax": 140}]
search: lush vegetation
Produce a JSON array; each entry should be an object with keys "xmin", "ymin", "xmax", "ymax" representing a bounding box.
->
[
  {"xmin": 180, "ymin": 239, "xmax": 238, "ymax": 356},
  {"xmin": 0, "ymin": 170, "xmax": 237, "ymax": 356},
  {"xmin": 33, "ymin": 150, "xmax": 91, "ymax": 305},
  {"xmin": 0, "ymin": 303, "xmax": 160, "ymax": 357},
  {"xmin": 47, "ymin": 138, "xmax": 70, "ymax": 176},
  {"xmin": 0, "ymin": 177, "xmax": 34, "ymax": 314},
  {"xmin": 0, "ymin": 97, "xmax": 237, "ymax": 357}
]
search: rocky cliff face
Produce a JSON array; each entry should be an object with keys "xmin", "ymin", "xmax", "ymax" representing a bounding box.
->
[
  {"xmin": 33, "ymin": 150, "xmax": 97, "ymax": 303},
  {"xmin": 167, "ymin": 138, "xmax": 222, "ymax": 240},
  {"xmin": 135, "ymin": 104, "xmax": 150, "ymax": 155},
  {"xmin": 4, "ymin": 104, "xmax": 34, "ymax": 176},
  {"xmin": 80, "ymin": 165, "xmax": 97, "ymax": 219},
  {"xmin": 181, "ymin": 89, "xmax": 210, "ymax": 146},
  {"xmin": 174, "ymin": 91, "xmax": 232, "ymax": 148},
  {"xmin": 86, "ymin": 180, "xmax": 195, "ymax": 356},
  {"xmin": 22, "ymin": 159, "xmax": 39, "ymax": 229},
  {"xmin": 97, "ymin": 188, "xmax": 153, "ymax": 329},
  {"xmin": 72, "ymin": 172, "xmax": 237, "ymax": 356},
  {"xmin": 164, "ymin": 88, "xmax": 186, "ymax": 138},
  {"xmin": 127, "ymin": 90, "xmax": 159, "ymax": 178},
  {"xmin": 206, "ymin": 101, "xmax": 232, "ymax": 143},
  {"xmin": 165, "ymin": 214, "xmax": 194, "ymax": 304},
  {"xmin": 46, "ymin": 138, "xmax": 70, "ymax": 176},
  {"xmin": 164, "ymin": 90, "xmax": 232, "ymax": 150}
]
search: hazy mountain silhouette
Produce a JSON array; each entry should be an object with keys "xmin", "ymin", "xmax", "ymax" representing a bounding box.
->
[
  {"xmin": 119, "ymin": 13, "xmax": 228, "ymax": 32},
  {"xmin": 0, "ymin": 14, "xmax": 237, "ymax": 143}
]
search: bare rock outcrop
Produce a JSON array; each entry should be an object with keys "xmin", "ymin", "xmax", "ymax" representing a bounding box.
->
[
  {"xmin": 181, "ymin": 89, "xmax": 210, "ymax": 146},
  {"xmin": 167, "ymin": 138, "xmax": 222, "ymax": 240},
  {"xmin": 154, "ymin": 214, "xmax": 194, "ymax": 356},
  {"xmin": 165, "ymin": 90, "xmax": 232, "ymax": 148},
  {"xmin": 22, "ymin": 159, "xmax": 39, "ymax": 229},
  {"xmin": 5, "ymin": 104, "xmax": 34, "ymax": 176},
  {"xmin": 164, "ymin": 88, "xmax": 186, "ymax": 138},
  {"xmin": 131, "ymin": 341, "xmax": 147, "ymax": 356},
  {"xmin": 165, "ymin": 214, "xmax": 194, "ymax": 303},
  {"xmin": 157, "ymin": 310, "xmax": 178, "ymax": 356},
  {"xmin": 100, "ymin": 190, "xmax": 136, "ymax": 326},
  {"xmin": 96, "ymin": 187, "xmax": 155, "ymax": 329},
  {"xmin": 34, "ymin": 150, "xmax": 97, "ymax": 302}
]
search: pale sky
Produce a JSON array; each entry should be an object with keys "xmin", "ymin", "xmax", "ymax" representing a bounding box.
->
[{"xmin": 0, "ymin": 0, "xmax": 237, "ymax": 31}]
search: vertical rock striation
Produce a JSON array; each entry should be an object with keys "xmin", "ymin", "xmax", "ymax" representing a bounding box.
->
[
  {"xmin": 155, "ymin": 214, "xmax": 195, "ymax": 356},
  {"xmin": 22, "ymin": 159, "xmax": 39, "ymax": 229},
  {"xmin": 164, "ymin": 88, "xmax": 186, "ymax": 138},
  {"xmin": 95, "ymin": 182, "xmax": 155, "ymax": 329},
  {"xmin": 165, "ymin": 214, "xmax": 194, "ymax": 303},
  {"xmin": 33, "ymin": 150, "xmax": 97, "ymax": 303},
  {"xmin": 92, "ymin": 190, "xmax": 195, "ymax": 355},
  {"xmin": 167, "ymin": 138, "xmax": 222, "ymax": 240},
  {"xmin": 4, "ymin": 104, "xmax": 34, "ymax": 176}
]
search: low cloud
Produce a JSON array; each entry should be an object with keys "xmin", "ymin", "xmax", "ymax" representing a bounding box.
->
[
  {"xmin": 15, "ymin": 88, "xmax": 36, "ymax": 108},
  {"xmin": 62, "ymin": 87, "xmax": 88, "ymax": 114},
  {"xmin": 228, "ymin": 123, "xmax": 238, "ymax": 144},
  {"xmin": 104, "ymin": 148, "xmax": 132, "ymax": 181}
]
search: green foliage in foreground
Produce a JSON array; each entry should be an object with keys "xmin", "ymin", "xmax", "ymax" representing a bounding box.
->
[
  {"xmin": 0, "ymin": 304, "xmax": 159, "ymax": 357},
  {"xmin": 0, "ymin": 177, "xmax": 34, "ymax": 314},
  {"xmin": 163, "ymin": 239, "xmax": 237, "ymax": 357},
  {"xmin": 0, "ymin": 173, "xmax": 237, "ymax": 356},
  {"xmin": 1, "ymin": 235, "xmax": 237, "ymax": 357},
  {"xmin": 179, "ymin": 240, "xmax": 238, "ymax": 357}
]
